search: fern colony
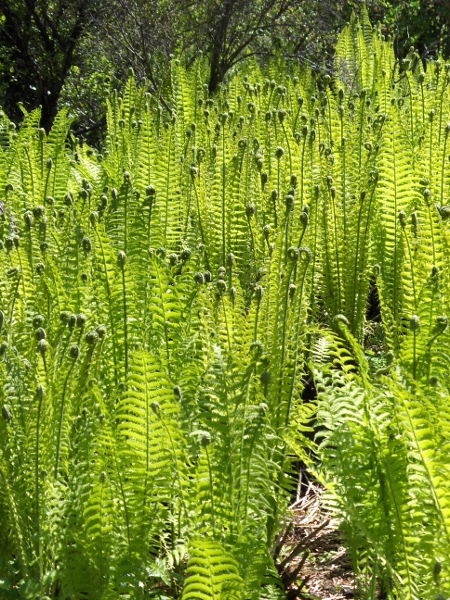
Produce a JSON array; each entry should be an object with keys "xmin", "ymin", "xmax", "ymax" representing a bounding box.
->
[{"xmin": 1, "ymin": 12, "xmax": 450, "ymax": 600}]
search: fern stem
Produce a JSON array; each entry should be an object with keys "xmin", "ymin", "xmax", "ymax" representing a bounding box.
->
[
  {"xmin": 440, "ymin": 129, "xmax": 449, "ymax": 208},
  {"xmin": 400, "ymin": 226, "xmax": 417, "ymax": 311},
  {"xmin": 412, "ymin": 327, "xmax": 418, "ymax": 380},
  {"xmin": 358, "ymin": 98, "xmax": 365, "ymax": 177},
  {"xmin": 94, "ymin": 228, "xmax": 119, "ymax": 386},
  {"xmin": 15, "ymin": 245, "xmax": 26, "ymax": 300},
  {"xmin": 405, "ymin": 73, "xmax": 414, "ymax": 141},
  {"xmin": 204, "ymin": 444, "xmax": 216, "ymax": 533},
  {"xmin": 221, "ymin": 296, "xmax": 232, "ymax": 353},
  {"xmin": 55, "ymin": 358, "xmax": 77, "ymax": 477},
  {"xmin": 23, "ymin": 144, "xmax": 36, "ymax": 199},
  {"xmin": 159, "ymin": 414, "xmax": 188, "ymax": 526},
  {"xmin": 235, "ymin": 364, "xmax": 256, "ymax": 529},
  {"xmin": 275, "ymin": 261, "xmax": 296, "ymax": 429},
  {"xmin": 0, "ymin": 466, "xmax": 28, "ymax": 579},
  {"xmin": 253, "ymin": 294, "xmax": 261, "ymax": 341},
  {"xmin": 120, "ymin": 256, "xmax": 129, "ymax": 376},
  {"xmin": 425, "ymin": 202, "xmax": 436, "ymax": 266},
  {"xmin": 340, "ymin": 114, "xmax": 347, "ymax": 241},
  {"xmin": 280, "ymin": 122, "xmax": 292, "ymax": 175},
  {"xmin": 27, "ymin": 228, "xmax": 34, "ymax": 277},
  {"xmin": 397, "ymin": 386, "xmax": 450, "ymax": 547},
  {"xmin": 329, "ymin": 187, "xmax": 342, "ymax": 313},
  {"xmin": 164, "ymin": 126, "xmax": 173, "ymax": 241},
  {"xmin": 243, "ymin": 414, "xmax": 267, "ymax": 525},
  {"xmin": 193, "ymin": 179, "xmax": 210, "ymax": 269},
  {"xmin": 222, "ymin": 124, "xmax": 227, "ymax": 266},
  {"xmin": 115, "ymin": 457, "xmax": 132, "ymax": 550},
  {"xmin": 420, "ymin": 79, "xmax": 425, "ymax": 126},
  {"xmin": 382, "ymin": 456, "xmax": 416, "ymax": 596},
  {"xmin": 285, "ymin": 249, "xmax": 311, "ymax": 429},
  {"xmin": 35, "ymin": 385, "xmax": 44, "ymax": 577},
  {"xmin": 351, "ymin": 186, "xmax": 377, "ymax": 334}
]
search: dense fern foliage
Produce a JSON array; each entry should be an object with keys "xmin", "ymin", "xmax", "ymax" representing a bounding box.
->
[{"xmin": 1, "ymin": 9, "xmax": 450, "ymax": 599}]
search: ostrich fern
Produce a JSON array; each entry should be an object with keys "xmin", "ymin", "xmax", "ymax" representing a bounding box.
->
[{"xmin": 1, "ymin": 10, "xmax": 450, "ymax": 599}]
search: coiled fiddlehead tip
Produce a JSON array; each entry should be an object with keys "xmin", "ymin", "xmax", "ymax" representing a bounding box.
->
[
  {"xmin": 181, "ymin": 248, "xmax": 192, "ymax": 262},
  {"xmin": 70, "ymin": 345, "xmax": 80, "ymax": 360},
  {"xmin": 90, "ymin": 211, "xmax": 99, "ymax": 227},
  {"xmin": 82, "ymin": 237, "xmax": 92, "ymax": 253},
  {"xmin": 398, "ymin": 210, "xmax": 407, "ymax": 228},
  {"xmin": 35, "ymin": 328, "xmax": 46, "ymax": 341},
  {"xmin": 436, "ymin": 315, "xmax": 448, "ymax": 332},
  {"xmin": 96, "ymin": 325, "xmax": 107, "ymax": 338},
  {"xmin": 333, "ymin": 314, "xmax": 349, "ymax": 327},
  {"xmin": 59, "ymin": 311, "xmax": 70, "ymax": 324},
  {"xmin": 285, "ymin": 195, "xmax": 295, "ymax": 211},
  {"xmin": 260, "ymin": 370, "xmax": 270, "ymax": 385},
  {"xmin": 7, "ymin": 266, "xmax": 20, "ymax": 278},
  {"xmin": 278, "ymin": 109, "xmax": 286, "ymax": 123},
  {"xmin": 300, "ymin": 212, "xmax": 309, "ymax": 228},
  {"xmin": 24, "ymin": 211, "xmax": 33, "ymax": 227},
  {"xmin": 287, "ymin": 246, "xmax": 299, "ymax": 261},
  {"xmin": 201, "ymin": 432, "xmax": 211, "ymax": 447},
  {"xmin": 250, "ymin": 340, "xmax": 264, "ymax": 356},
  {"xmin": 118, "ymin": 251, "xmax": 127, "ymax": 268},
  {"xmin": 299, "ymin": 247, "xmax": 312, "ymax": 263},
  {"xmin": 32, "ymin": 314, "xmax": 45, "ymax": 329},
  {"xmin": 410, "ymin": 315, "xmax": 420, "ymax": 331},
  {"xmin": 76, "ymin": 314, "xmax": 87, "ymax": 328},
  {"xmin": 85, "ymin": 330, "xmax": 99, "ymax": 345},
  {"xmin": 37, "ymin": 339, "xmax": 49, "ymax": 356},
  {"xmin": 439, "ymin": 206, "xmax": 450, "ymax": 221},
  {"xmin": 275, "ymin": 146, "xmax": 285, "ymax": 160},
  {"xmin": 33, "ymin": 205, "xmax": 45, "ymax": 219},
  {"xmin": 216, "ymin": 279, "xmax": 227, "ymax": 295},
  {"xmin": 194, "ymin": 272, "xmax": 205, "ymax": 285},
  {"xmin": 2, "ymin": 404, "xmax": 12, "ymax": 422}
]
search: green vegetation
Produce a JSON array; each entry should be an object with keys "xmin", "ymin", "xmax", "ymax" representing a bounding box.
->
[{"xmin": 1, "ymin": 11, "xmax": 450, "ymax": 600}]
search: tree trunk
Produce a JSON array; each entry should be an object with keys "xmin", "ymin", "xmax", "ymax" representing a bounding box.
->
[{"xmin": 208, "ymin": 50, "xmax": 225, "ymax": 94}]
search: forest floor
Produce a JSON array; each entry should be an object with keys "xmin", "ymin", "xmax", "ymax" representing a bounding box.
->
[{"xmin": 281, "ymin": 478, "xmax": 356, "ymax": 600}]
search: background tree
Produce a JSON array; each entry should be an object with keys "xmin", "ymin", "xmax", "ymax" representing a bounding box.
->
[
  {"xmin": 372, "ymin": 0, "xmax": 450, "ymax": 59},
  {"xmin": 2, "ymin": 0, "xmax": 450, "ymax": 136},
  {"xmin": 0, "ymin": 0, "xmax": 103, "ymax": 130}
]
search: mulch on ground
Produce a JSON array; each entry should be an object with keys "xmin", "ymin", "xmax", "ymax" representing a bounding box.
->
[{"xmin": 277, "ymin": 476, "xmax": 357, "ymax": 600}]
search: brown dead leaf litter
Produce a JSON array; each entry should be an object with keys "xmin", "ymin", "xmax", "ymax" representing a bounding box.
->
[{"xmin": 276, "ymin": 477, "xmax": 357, "ymax": 600}]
